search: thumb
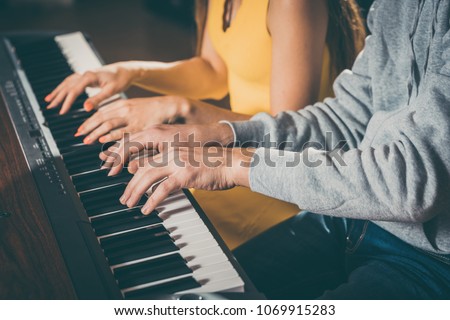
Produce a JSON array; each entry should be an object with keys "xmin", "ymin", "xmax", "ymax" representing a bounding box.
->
[{"xmin": 84, "ymin": 85, "xmax": 116, "ymax": 111}]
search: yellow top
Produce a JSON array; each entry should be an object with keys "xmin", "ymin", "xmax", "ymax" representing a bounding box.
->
[{"xmin": 193, "ymin": 0, "xmax": 334, "ymax": 249}]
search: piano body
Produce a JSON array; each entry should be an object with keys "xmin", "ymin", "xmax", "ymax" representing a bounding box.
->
[{"xmin": 0, "ymin": 32, "xmax": 256, "ymax": 299}]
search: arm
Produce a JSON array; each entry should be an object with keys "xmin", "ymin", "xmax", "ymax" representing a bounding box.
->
[
  {"xmin": 45, "ymin": 18, "xmax": 229, "ymax": 113},
  {"xmin": 268, "ymin": 0, "xmax": 328, "ymax": 114},
  {"xmin": 248, "ymin": 72, "xmax": 450, "ymax": 223},
  {"xmin": 131, "ymin": 27, "xmax": 228, "ymax": 100}
]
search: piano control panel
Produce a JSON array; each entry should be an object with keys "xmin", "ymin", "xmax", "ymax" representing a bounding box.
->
[{"xmin": 1, "ymin": 56, "xmax": 67, "ymax": 194}]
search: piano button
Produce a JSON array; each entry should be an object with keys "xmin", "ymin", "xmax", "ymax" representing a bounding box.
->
[
  {"xmin": 114, "ymin": 254, "xmax": 192, "ymax": 290},
  {"xmin": 124, "ymin": 277, "xmax": 201, "ymax": 299},
  {"xmin": 91, "ymin": 208, "xmax": 162, "ymax": 237}
]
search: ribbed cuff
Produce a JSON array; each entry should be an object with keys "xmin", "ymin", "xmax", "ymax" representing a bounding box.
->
[{"xmin": 223, "ymin": 120, "xmax": 265, "ymax": 147}]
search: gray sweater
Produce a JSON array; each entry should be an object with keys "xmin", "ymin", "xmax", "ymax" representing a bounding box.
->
[{"xmin": 227, "ymin": 0, "xmax": 450, "ymax": 254}]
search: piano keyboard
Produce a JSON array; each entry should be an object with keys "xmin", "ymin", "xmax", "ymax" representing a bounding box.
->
[{"xmin": 0, "ymin": 32, "xmax": 250, "ymax": 299}]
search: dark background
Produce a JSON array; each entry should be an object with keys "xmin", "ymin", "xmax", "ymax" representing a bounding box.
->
[
  {"xmin": 0, "ymin": 0, "xmax": 198, "ymax": 99},
  {"xmin": 0, "ymin": 0, "xmax": 373, "ymax": 100}
]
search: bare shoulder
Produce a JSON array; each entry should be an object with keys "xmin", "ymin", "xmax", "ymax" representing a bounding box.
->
[{"xmin": 267, "ymin": 0, "xmax": 328, "ymax": 34}]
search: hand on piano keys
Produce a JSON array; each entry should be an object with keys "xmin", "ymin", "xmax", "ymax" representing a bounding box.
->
[
  {"xmin": 100, "ymin": 123, "xmax": 253, "ymax": 214},
  {"xmin": 45, "ymin": 62, "xmax": 135, "ymax": 114},
  {"xmin": 75, "ymin": 96, "xmax": 188, "ymax": 144}
]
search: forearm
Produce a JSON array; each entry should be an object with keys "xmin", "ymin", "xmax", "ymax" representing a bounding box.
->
[
  {"xmin": 122, "ymin": 59, "xmax": 228, "ymax": 100},
  {"xmin": 180, "ymin": 99, "xmax": 251, "ymax": 124}
]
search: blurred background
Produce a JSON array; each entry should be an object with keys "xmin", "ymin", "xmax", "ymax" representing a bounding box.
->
[
  {"xmin": 0, "ymin": 0, "xmax": 198, "ymax": 99},
  {"xmin": 0, "ymin": 0, "xmax": 373, "ymax": 101}
]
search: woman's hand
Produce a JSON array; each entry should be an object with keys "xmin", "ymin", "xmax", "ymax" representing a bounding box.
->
[
  {"xmin": 119, "ymin": 146, "xmax": 254, "ymax": 215},
  {"xmin": 76, "ymin": 96, "xmax": 189, "ymax": 144},
  {"xmin": 45, "ymin": 62, "xmax": 138, "ymax": 114}
]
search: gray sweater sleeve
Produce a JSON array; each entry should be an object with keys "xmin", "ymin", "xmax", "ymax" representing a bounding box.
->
[
  {"xmin": 227, "ymin": 6, "xmax": 450, "ymax": 223},
  {"xmin": 244, "ymin": 73, "xmax": 450, "ymax": 223}
]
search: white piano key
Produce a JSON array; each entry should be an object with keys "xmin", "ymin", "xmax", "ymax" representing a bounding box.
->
[
  {"xmin": 179, "ymin": 243, "xmax": 222, "ymax": 260},
  {"xmin": 175, "ymin": 231, "xmax": 215, "ymax": 247},
  {"xmin": 191, "ymin": 259, "xmax": 237, "ymax": 279},
  {"xmin": 121, "ymin": 274, "xmax": 193, "ymax": 294},
  {"xmin": 162, "ymin": 210, "xmax": 200, "ymax": 227},
  {"xmin": 186, "ymin": 252, "xmax": 229, "ymax": 268},
  {"xmin": 55, "ymin": 32, "xmax": 120, "ymax": 104},
  {"xmin": 178, "ymin": 276, "xmax": 245, "ymax": 294}
]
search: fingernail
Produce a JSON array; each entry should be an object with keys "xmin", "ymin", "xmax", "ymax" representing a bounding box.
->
[
  {"xmin": 119, "ymin": 195, "xmax": 126, "ymax": 204},
  {"xmin": 74, "ymin": 132, "xmax": 81, "ymax": 137},
  {"xmin": 83, "ymin": 137, "xmax": 91, "ymax": 144},
  {"xmin": 141, "ymin": 205, "xmax": 150, "ymax": 215},
  {"xmin": 99, "ymin": 137, "xmax": 106, "ymax": 143},
  {"xmin": 84, "ymin": 101, "xmax": 93, "ymax": 111},
  {"xmin": 126, "ymin": 200, "xmax": 134, "ymax": 208},
  {"xmin": 44, "ymin": 95, "xmax": 51, "ymax": 102}
]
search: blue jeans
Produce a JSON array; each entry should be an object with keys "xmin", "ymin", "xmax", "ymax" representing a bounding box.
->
[{"xmin": 233, "ymin": 212, "xmax": 450, "ymax": 299}]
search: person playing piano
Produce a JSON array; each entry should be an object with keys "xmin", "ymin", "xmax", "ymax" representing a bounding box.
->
[
  {"xmin": 44, "ymin": 0, "xmax": 366, "ymax": 249},
  {"xmin": 98, "ymin": 0, "xmax": 450, "ymax": 299}
]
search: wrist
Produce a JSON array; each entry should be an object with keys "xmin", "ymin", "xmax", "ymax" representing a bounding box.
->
[
  {"xmin": 227, "ymin": 148, "xmax": 255, "ymax": 188},
  {"xmin": 119, "ymin": 61, "xmax": 146, "ymax": 83},
  {"xmin": 175, "ymin": 96, "xmax": 193, "ymax": 119},
  {"xmin": 215, "ymin": 123, "xmax": 235, "ymax": 147}
]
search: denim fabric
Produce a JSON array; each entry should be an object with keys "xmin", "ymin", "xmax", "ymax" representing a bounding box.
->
[{"xmin": 233, "ymin": 212, "xmax": 450, "ymax": 299}]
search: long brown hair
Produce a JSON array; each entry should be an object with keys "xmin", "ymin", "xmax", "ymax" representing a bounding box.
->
[{"xmin": 195, "ymin": 0, "xmax": 366, "ymax": 78}]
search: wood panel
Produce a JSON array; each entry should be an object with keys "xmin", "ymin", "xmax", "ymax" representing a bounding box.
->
[{"xmin": 0, "ymin": 95, "xmax": 76, "ymax": 299}]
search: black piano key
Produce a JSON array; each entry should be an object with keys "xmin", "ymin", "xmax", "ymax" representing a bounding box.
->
[
  {"xmin": 86, "ymin": 200, "xmax": 147, "ymax": 218},
  {"xmin": 104, "ymin": 234, "xmax": 178, "ymax": 266},
  {"xmin": 80, "ymin": 184, "xmax": 127, "ymax": 203},
  {"xmin": 80, "ymin": 184, "xmax": 146, "ymax": 217},
  {"xmin": 72, "ymin": 170, "xmax": 132, "ymax": 193},
  {"xmin": 114, "ymin": 254, "xmax": 192, "ymax": 289},
  {"xmin": 59, "ymin": 142, "xmax": 99, "ymax": 156},
  {"xmin": 124, "ymin": 277, "xmax": 201, "ymax": 299},
  {"xmin": 48, "ymin": 116, "xmax": 87, "ymax": 131},
  {"xmin": 46, "ymin": 110, "xmax": 91, "ymax": 125},
  {"xmin": 100, "ymin": 224, "xmax": 168, "ymax": 249},
  {"xmin": 55, "ymin": 135, "xmax": 85, "ymax": 148},
  {"xmin": 68, "ymin": 163, "xmax": 101, "ymax": 176},
  {"xmin": 27, "ymin": 68, "xmax": 72, "ymax": 82},
  {"xmin": 48, "ymin": 125, "xmax": 82, "ymax": 138},
  {"xmin": 28, "ymin": 71, "xmax": 72, "ymax": 87},
  {"xmin": 47, "ymin": 116, "xmax": 90, "ymax": 129},
  {"xmin": 62, "ymin": 145, "xmax": 103, "ymax": 161},
  {"xmin": 91, "ymin": 208, "xmax": 162, "ymax": 237}
]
